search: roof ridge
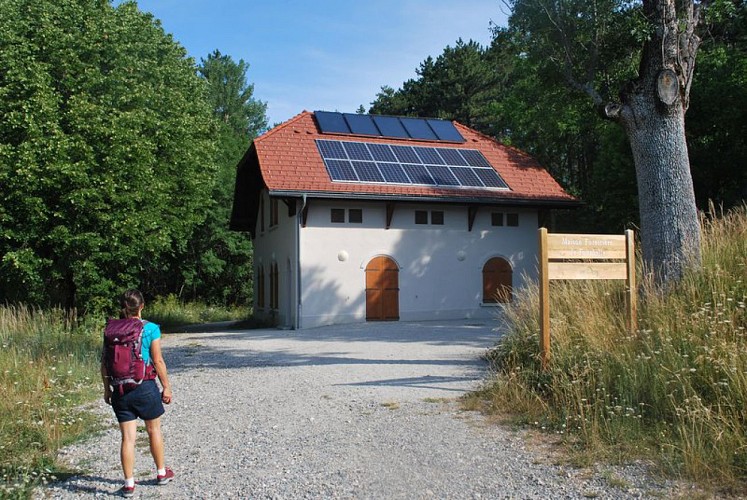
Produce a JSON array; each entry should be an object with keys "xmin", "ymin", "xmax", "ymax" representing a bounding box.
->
[{"xmin": 256, "ymin": 110, "xmax": 313, "ymax": 144}]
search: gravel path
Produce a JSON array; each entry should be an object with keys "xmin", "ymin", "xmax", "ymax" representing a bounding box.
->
[{"xmin": 38, "ymin": 320, "xmax": 686, "ymax": 499}]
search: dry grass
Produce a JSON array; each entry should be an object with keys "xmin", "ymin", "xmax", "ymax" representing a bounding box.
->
[
  {"xmin": 0, "ymin": 306, "xmax": 102, "ymax": 497},
  {"xmin": 473, "ymin": 205, "xmax": 747, "ymax": 491}
]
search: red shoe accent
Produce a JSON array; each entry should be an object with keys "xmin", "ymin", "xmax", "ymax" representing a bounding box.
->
[{"xmin": 157, "ymin": 467, "xmax": 174, "ymax": 485}]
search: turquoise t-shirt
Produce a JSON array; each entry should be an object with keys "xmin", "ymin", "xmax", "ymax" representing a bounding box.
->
[{"xmin": 141, "ymin": 320, "xmax": 161, "ymax": 365}]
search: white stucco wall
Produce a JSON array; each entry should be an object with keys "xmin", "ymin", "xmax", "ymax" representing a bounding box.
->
[
  {"xmin": 252, "ymin": 191, "xmax": 298, "ymax": 328},
  {"xmin": 296, "ymin": 199, "xmax": 539, "ymax": 329}
]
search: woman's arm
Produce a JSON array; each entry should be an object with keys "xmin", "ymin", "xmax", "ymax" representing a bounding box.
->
[
  {"xmin": 101, "ymin": 357, "xmax": 112, "ymax": 405},
  {"xmin": 149, "ymin": 338, "xmax": 172, "ymax": 404}
]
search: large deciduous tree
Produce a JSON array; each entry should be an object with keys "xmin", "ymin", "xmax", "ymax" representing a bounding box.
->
[
  {"xmin": 161, "ymin": 51, "xmax": 267, "ymax": 304},
  {"xmin": 508, "ymin": 0, "xmax": 706, "ymax": 286},
  {"xmin": 0, "ymin": 0, "xmax": 217, "ymax": 310}
]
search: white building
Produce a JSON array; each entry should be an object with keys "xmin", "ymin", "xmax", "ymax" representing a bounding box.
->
[{"xmin": 230, "ymin": 111, "xmax": 577, "ymax": 329}]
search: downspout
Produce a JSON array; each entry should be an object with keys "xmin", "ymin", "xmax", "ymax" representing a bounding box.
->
[{"xmin": 294, "ymin": 194, "xmax": 308, "ymax": 330}]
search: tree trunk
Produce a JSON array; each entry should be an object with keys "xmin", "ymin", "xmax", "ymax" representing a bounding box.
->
[
  {"xmin": 619, "ymin": 92, "xmax": 701, "ymax": 284},
  {"xmin": 606, "ymin": 0, "xmax": 703, "ymax": 286}
]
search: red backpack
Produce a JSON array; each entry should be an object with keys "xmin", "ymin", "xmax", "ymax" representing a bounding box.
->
[{"xmin": 103, "ymin": 318, "xmax": 155, "ymax": 394}]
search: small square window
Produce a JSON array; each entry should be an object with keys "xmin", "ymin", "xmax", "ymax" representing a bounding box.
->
[
  {"xmin": 415, "ymin": 210, "xmax": 428, "ymax": 224},
  {"xmin": 491, "ymin": 212, "xmax": 504, "ymax": 226},
  {"xmin": 348, "ymin": 209, "xmax": 363, "ymax": 223},
  {"xmin": 507, "ymin": 213, "xmax": 519, "ymax": 226},
  {"xmin": 331, "ymin": 208, "xmax": 345, "ymax": 223},
  {"xmin": 431, "ymin": 211, "xmax": 444, "ymax": 225}
]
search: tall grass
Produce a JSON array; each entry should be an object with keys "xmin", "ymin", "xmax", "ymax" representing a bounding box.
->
[
  {"xmin": 146, "ymin": 295, "xmax": 251, "ymax": 328},
  {"xmin": 0, "ymin": 306, "xmax": 102, "ymax": 497},
  {"xmin": 471, "ymin": 205, "xmax": 747, "ymax": 488}
]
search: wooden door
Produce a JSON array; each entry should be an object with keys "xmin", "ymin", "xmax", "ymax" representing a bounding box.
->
[
  {"xmin": 365, "ymin": 256, "xmax": 399, "ymax": 321},
  {"xmin": 483, "ymin": 257, "xmax": 513, "ymax": 303}
]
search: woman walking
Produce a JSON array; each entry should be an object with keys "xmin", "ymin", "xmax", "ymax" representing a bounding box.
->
[{"xmin": 101, "ymin": 289, "xmax": 174, "ymax": 497}]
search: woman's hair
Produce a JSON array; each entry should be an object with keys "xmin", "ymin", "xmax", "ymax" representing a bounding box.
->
[{"xmin": 119, "ymin": 289, "xmax": 145, "ymax": 318}]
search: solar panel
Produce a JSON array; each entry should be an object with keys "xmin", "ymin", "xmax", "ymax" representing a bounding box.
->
[
  {"xmin": 461, "ymin": 149, "xmax": 492, "ymax": 168},
  {"xmin": 343, "ymin": 113, "xmax": 380, "ymax": 136},
  {"xmin": 315, "ymin": 111, "xmax": 466, "ymax": 143},
  {"xmin": 377, "ymin": 162, "xmax": 411, "ymax": 183},
  {"xmin": 426, "ymin": 165, "xmax": 460, "ymax": 186},
  {"xmin": 474, "ymin": 168, "xmax": 508, "ymax": 188},
  {"xmin": 354, "ymin": 161, "xmax": 385, "ymax": 182},
  {"xmin": 427, "ymin": 119, "xmax": 465, "ymax": 142},
  {"xmin": 314, "ymin": 111, "xmax": 350, "ymax": 134},
  {"xmin": 400, "ymin": 117, "xmax": 438, "ymax": 141},
  {"xmin": 326, "ymin": 159, "xmax": 357, "ymax": 181},
  {"xmin": 368, "ymin": 143, "xmax": 397, "ymax": 162},
  {"xmin": 403, "ymin": 164, "xmax": 436, "ymax": 185},
  {"xmin": 342, "ymin": 141, "xmax": 373, "ymax": 161},
  {"xmin": 315, "ymin": 139, "xmax": 509, "ymax": 190},
  {"xmin": 371, "ymin": 115, "xmax": 409, "ymax": 139},
  {"xmin": 317, "ymin": 140, "xmax": 348, "ymax": 159},
  {"xmin": 390, "ymin": 145, "xmax": 421, "ymax": 164},
  {"xmin": 451, "ymin": 167, "xmax": 483, "ymax": 187},
  {"xmin": 438, "ymin": 148, "xmax": 468, "ymax": 166},
  {"xmin": 415, "ymin": 147, "xmax": 445, "ymax": 165}
]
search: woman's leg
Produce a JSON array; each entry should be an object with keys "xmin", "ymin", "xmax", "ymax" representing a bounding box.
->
[
  {"xmin": 119, "ymin": 420, "xmax": 138, "ymax": 479},
  {"xmin": 145, "ymin": 416, "xmax": 165, "ymax": 470}
]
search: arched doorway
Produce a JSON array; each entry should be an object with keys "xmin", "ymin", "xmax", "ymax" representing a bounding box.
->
[
  {"xmin": 365, "ymin": 256, "xmax": 399, "ymax": 321},
  {"xmin": 483, "ymin": 257, "xmax": 512, "ymax": 303}
]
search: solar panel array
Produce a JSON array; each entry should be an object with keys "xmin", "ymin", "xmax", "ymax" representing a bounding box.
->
[
  {"xmin": 316, "ymin": 140, "xmax": 509, "ymax": 190},
  {"xmin": 314, "ymin": 111, "xmax": 465, "ymax": 143}
]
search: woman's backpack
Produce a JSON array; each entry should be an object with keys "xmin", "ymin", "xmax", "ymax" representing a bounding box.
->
[{"xmin": 103, "ymin": 318, "xmax": 152, "ymax": 394}]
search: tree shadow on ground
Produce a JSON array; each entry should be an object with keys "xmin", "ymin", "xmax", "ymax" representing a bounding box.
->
[
  {"xmin": 165, "ymin": 319, "xmax": 502, "ymax": 348},
  {"xmin": 165, "ymin": 344, "xmax": 487, "ymax": 375},
  {"xmin": 335, "ymin": 374, "xmax": 479, "ymax": 392}
]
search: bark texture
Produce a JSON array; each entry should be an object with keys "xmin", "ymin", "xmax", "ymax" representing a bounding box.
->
[{"xmin": 607, "ymin": 0, "xmax": 703, "ymax": 285}]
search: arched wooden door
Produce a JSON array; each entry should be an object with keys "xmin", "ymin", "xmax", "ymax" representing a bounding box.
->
[
  {"xmin": 483, "ymin": 257, "xmax": 513, "ymax": 303},
  {"xmin": 365, "ymin": 256, "xmax": 399, "ymax": 321}
]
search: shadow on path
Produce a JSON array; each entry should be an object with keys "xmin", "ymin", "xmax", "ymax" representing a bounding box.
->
[{"xmin": 164, "ymin": 318, "xmax": 502, "ymax": 348}]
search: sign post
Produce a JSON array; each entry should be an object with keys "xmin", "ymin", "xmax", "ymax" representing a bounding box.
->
[{"xmin": 538, "ymin": 228, "xmax": 636, "ymax": 368}]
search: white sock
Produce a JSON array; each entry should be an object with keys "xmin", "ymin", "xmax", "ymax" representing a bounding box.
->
[
  {"xmin": 124, "ymin": 478, "xmax": 135, "ymax": 487},
  {"xmin": 157, "ymin": 468, "xmax": 166, "ymax": 477}
]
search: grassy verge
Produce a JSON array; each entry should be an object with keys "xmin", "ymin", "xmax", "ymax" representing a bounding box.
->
[
  {"xmin": 0, "ymin": 306, "xmax": 102, "ymax": 498},
  {"xmin": 146, "ymin": 295, "xmax": 251, "ymax": 328},
  {"xmin": 0, "ymin": 298, "xmax": 255, "ymax": 497},
  {"xmin": 467, "ymin": 205, "xmax": 747, "ymax": 491}
]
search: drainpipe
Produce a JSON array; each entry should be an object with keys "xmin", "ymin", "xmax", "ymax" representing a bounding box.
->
[{"xmin": 294, "ymin": 194, "xmax": 307, "ymax": 330}]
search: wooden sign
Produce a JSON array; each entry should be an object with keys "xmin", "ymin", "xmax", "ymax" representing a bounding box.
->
[{"xmin": 538, "ymin": 228, "xmax": 637, "ymax": 369}]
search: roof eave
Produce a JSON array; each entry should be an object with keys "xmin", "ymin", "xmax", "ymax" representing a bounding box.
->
[{"xmin": 267, "ymin": 190, "xmax": 582, "ymax": 208}]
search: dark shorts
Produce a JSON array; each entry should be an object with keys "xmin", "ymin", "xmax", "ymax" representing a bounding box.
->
[{"xmin": 111, "ymin": 380, "xmax": 165, "ymax": 423}]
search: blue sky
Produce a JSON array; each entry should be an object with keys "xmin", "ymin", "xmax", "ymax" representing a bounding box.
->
[{"xmin": 130, "ymin": 1, "xmax": 507, "ymax": 126}]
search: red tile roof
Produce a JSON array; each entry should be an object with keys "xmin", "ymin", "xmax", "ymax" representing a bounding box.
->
[{"xmin": 252, "ymin": 111, "xmax": 576, "ymax": 205}]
